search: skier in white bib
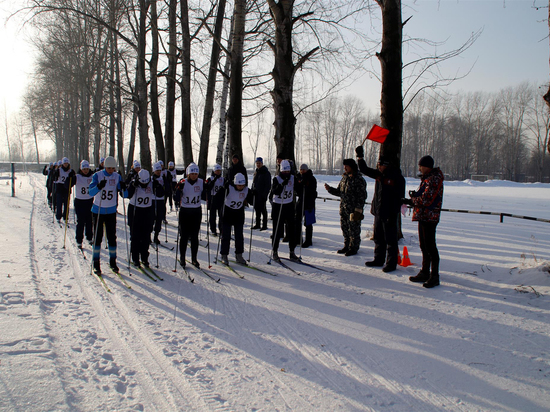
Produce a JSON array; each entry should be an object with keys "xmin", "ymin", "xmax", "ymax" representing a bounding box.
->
[
  {"xmin": 88, "ymin": 156, "xmax": 129, "ymax": 274},
  {"xmin": 173, "ymin": 162, "xmax": 204, "ymax": 268},
  {"xmin": 219, "ymin": 173, "xmax": 254, "ymax": 265}
]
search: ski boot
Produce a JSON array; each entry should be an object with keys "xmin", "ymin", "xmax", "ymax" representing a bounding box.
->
[
  {"xmin": 93, "ymin": 259, "xmax": 101, "ymax": 275},
  {"xmin": 289, "ymin": 251, "xmax": 300, "ymax": 262},
  {"xmin": 110, "ymin": 257, "xmax": 119, "ymax": 273},
  {"xmin": 220, "ymin": 255, "xmax": 229, "ymax": 265},
  {"xmin": 235, "ymin": 253, "xmax": 247, "ymax": 265}
]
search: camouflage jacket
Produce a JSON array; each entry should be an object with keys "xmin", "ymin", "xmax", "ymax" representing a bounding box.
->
[{"xmin": 326, "ymin": 172, "xmax": 367, "ymax": 216}]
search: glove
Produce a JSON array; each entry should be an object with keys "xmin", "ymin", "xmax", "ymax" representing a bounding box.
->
[
  {"xmin": 355, "ymin": 145, "xmax": 364, "ymax": 158},
  {"xmin": 119, "ymin": 181, "xmax": 127, "ymax": 191},
  {"xmin": 282, "ymin": 176, "xmax": 290, "ymax": 185},
  {"xmin": 409, "ymin": 190, "xmax": 417, "ymax": 198},
  {"xmin": 401, "ymin": 198, "xmax": 413, "ymax": 206},
  {"xmin": 97, "ymin": 179, "xmax": 107, "ymax": 190},
  {"xmin": 153, "ymin": 179, "xmax": 160, "ymax": 189},
  {"xmin": 350, "ymin": 208, "xmax": 364, "ymax": 222},
  {"xmin": 69, "ymin": 170, "xmax": 76, "ymax": 179},
  {"xmin": 133, "ymin": 177, "xmax": 140, "ymax": 187}
]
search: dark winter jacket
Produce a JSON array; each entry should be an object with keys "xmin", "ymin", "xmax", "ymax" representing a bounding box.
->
[
  {"xmin": 411, "ymin": 167, "xmax": 444, "ymax": 223},
  {"xmin": 228, "ymin": 160, "xmax": 248, "ymax": 186},
  {"xmin": 53, "ymin": 165, "xmax": 75, "ymax": 195},
  {"xmin": 358, "ymin": 159, "xmax": 405, "ymax": 219},
  {"xmin": 296, "ymin": 169, "xmax": 317, "ymax": 212},
  {"xmin": 252, "ymin": 165, "xmax": 271, "ymax": 200},
  {"xmin": 326, "ymin": 171, "xmax": 367, "ymax": 216}
]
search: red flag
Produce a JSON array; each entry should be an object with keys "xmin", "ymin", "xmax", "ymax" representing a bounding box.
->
[{"xmin": 365, "ymin": 124, "xmax": 389, "ymax": 144}]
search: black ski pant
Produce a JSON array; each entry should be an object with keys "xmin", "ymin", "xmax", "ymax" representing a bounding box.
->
[
  {"xmin": 272, "ymin": 203, "xmax": 296, "ymax": 252},
  {"xmin": 373, "ymin": 213, "xmax": 399, "ymax": 268},
  {"xmin": 128, "ymin": 204, "xmax": 154, "ymax": 264},
  {"xmin": 209, "ymin": 203, "xmax": 223, "ymax": 234},
  {"xmin": 55, "ymin": 184, "xmax": 69, "ymax": 221},
  {"xmin": 220, "ymin": 221, "xmax": 244, "ymax": 256},
  {"xmin": 153, "ymin": 199, "xmax": 166, "ymax": 236},
  {"xmin": 74, "ymin": 198, "xmax": 93, "ymax": 244},
  {"xmin": 92, "ymin": 212, "xmax": 117, "ymax": 261},
  {"xmin": 179, "ymin": 207, "xmax": 201, "ymax": 262},
  {"xmin": 418, "ymin": 220, "xmax": 439, "ymax": 276},
  {"xmin": 254, "ymin": 197, "xmax": 268, "ymax": 228}
]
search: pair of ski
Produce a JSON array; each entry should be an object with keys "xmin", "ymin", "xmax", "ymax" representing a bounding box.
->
[
  {"xmin": 130, "ymin": 261, "xmax": 164, "ymax": 282},
  {"xmin": 175, "ymin": 260, "xmax": 219, "ymax": 283},
  {"xmin": 266, "ymin": 253, "xmax": 334, "ymax": 275},
  {"xmin": 214, "ymin": 258, "xmax": 278, "ymax": 278},
  {"xmin": 91, "ymin": 266, "xmax": 132, "ymax": 293}
]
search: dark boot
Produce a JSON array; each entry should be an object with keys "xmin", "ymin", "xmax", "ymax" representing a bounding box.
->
[
  {"xmin": 409, "ymin": 271, "xmax": 430, "ymax": 283},
  {"xmin": 93, "ymin": 259, "xmax": 101, "ymax": 275},
  {"xmin": 110, "ymin": 257, "xmax": 119, "ymax": 273},
  {"xmin": 365, "ymin": 260, "xmax": 384, "ymax": 267},
  {"xmin": 302, "ymin": 226, "xmax": 312, "ymax": 248},
  {"xmin": 423, "ymin": 274, "xmax": 440, "ymax": 288},
  {"xmin": 337, "ymin": 245, "xmax": 349, "ymax": 254}
]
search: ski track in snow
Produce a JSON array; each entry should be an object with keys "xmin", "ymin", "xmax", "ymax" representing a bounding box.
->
[{"xmin": 1, "ymin": 173, "xmax": 550, "ymax": 411}]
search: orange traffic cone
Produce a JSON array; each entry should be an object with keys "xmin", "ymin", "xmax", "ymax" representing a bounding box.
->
[{"xmin": 399, "ymin": 246, "xmax": 412, "ymax": 267}]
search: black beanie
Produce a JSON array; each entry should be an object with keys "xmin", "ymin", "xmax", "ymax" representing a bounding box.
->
[{"xmin": 418, "ymin": 155, "xmax": 434, "ymax": 168}]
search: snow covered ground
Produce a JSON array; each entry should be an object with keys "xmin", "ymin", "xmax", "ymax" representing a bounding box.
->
[{"xmin": 1, "ymin": 172, "xmax": 549, "ymax": 411}]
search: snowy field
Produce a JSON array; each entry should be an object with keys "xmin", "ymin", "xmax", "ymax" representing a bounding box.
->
[{"xmin": 1, "ymin": 172, "xmax": 549, "ymax": 411}]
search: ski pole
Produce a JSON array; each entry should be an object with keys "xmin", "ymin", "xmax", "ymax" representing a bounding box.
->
[
  {"xmin": 52, "ymin": 180, "xmax": 57, "ymax": 223},
  {"xmin": 299, "ymin": 184, "xmax": 305, "ymax": 259},
  {"xmin": 214, "ymin": 186, "xmax": 229, "ymax": 263},
  {"xmin": 90, "ymin": 178, "xmax": 105, "ymax": 275},
  {"xmin": 154, "ymin": 197, "xmax": 159, "ymax": 269},
  {"xmin": 206, "ymin": 201, "xmax": 211, "ymax": 268},
  {"xmin": 62, "ymin": 176, "xmax": 72, "ymax": 249},
  {"xmin": 269, "ymin": 189, "xmax": 285, "ymax": 264},
  {"xmin": 247, "ymin": 192, "xmax": 255, "ymax": 262},
  {"xmin": 173, "ymin": 208, "xmax": 180, "ymax": 273},
  {"xmin": 121, "ymin": 195, "xmax": 131, "ymax": 276}
]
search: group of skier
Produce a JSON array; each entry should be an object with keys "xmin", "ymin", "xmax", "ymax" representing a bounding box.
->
[{"xmin": 43, "ymin": 149, "xmax": 443, "ymax": 289}]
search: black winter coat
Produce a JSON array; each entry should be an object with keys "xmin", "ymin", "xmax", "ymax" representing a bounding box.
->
[
  {"xmin": 252, "ymin": 165, "xmax": 271, "ymax": 200},
  {"xmin": 296, "ymin": 169, "xmax": 317, "ymax": 211},
  {"xmin": 358, "ymin": 159, "xmax": 405, "ymax": 219},
  {"xmin": 228, "ymin": 160, "xmax": 248, "ymax": 185}
]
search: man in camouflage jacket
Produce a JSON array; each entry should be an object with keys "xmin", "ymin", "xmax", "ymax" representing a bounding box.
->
[
  {"xmin": 403, "ymin": 155, "xmax": 444, "ymax": 288},
  {"xmin": 324, "ymin": 159, "xmax": 367, "ymax": 256}
]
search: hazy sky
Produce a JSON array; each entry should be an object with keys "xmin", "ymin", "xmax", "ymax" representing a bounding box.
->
[{"xmin": 1, "ymin": 0, "xmax": 549, "ymax": 117}]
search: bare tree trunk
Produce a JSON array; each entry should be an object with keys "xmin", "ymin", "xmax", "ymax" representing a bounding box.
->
[
  {"xmin": 198, "ymin": 0, "xmax": 227, "ymax": 177},
  {"xmin": 108, "ymin": 33, "xmax": 116, "ymax": 158},
  {"xmin": 267, "ymin": 0, "xmax": 318, "ymax": 163},
  {"xmin": 545, "ymin": 0, "xmax": 550, "ymax": 154},
  {"xmin": 127, "ymin": 104, "xmax": 138, "ymax": 173},
  {"xmin": 164, "ymin": 0, "xmax": 177, "ymax": 163},
  {"xmin": 216, "ymin": 21, "xmax": 233, "ymax": 167},
  {"xmin": 137, "ymin": 0, "xmax": 152, "ymax": 170},
  {"xmin": 114, "ymin": 33, "xmax": 125, "ymax": 176},
  {"xmin": 226, "ymin": 0, "xmax": 246, "ymax": 161},
  {"xmin": 180, "ymin": 0, "xmax": 193, "ymax": 166},
  {"xmin": 376, "ymin": 0, "xmax": 403, "ymax": 165},
  {"xmin": 150, "ymin": 0, "xmax": 165, "ymax": 163}
]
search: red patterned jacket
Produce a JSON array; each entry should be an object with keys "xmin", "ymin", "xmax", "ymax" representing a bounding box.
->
[{"xmin": 411, "ymin": 168, "xmax": 444, "ymax": 222}]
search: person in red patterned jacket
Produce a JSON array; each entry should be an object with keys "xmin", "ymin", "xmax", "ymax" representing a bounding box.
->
[{"xmin": 403, "ymin": 155, "xmax": 444, "ymax": 288}]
